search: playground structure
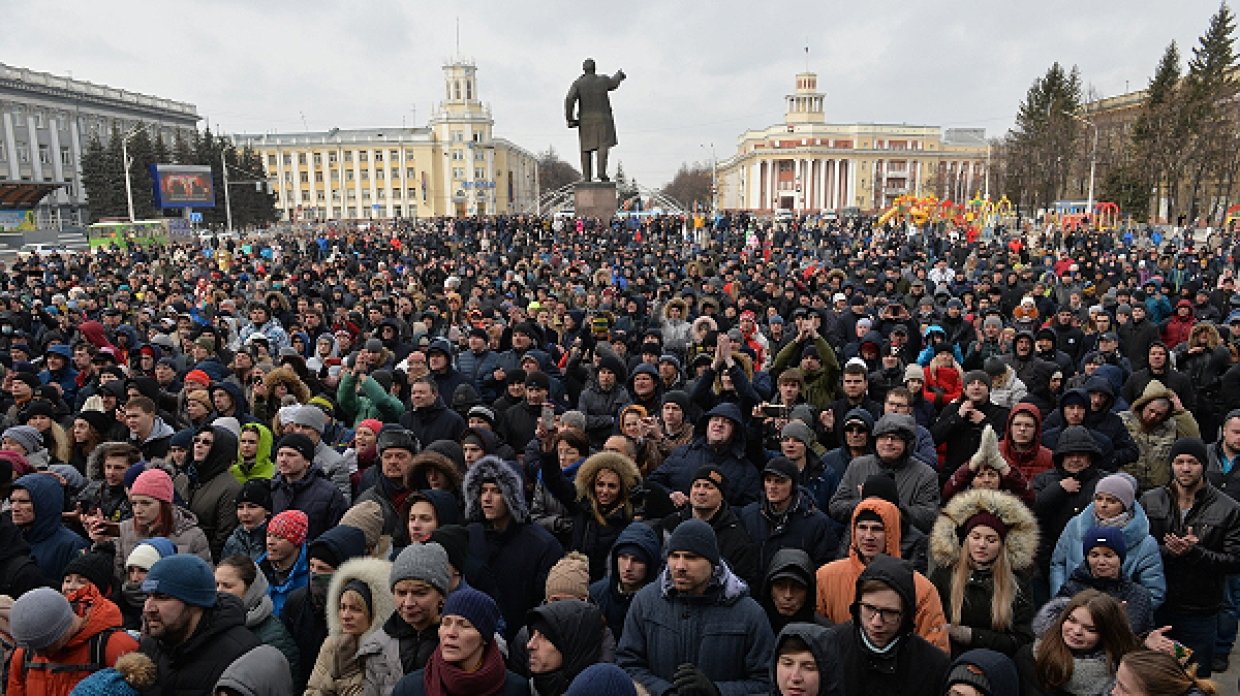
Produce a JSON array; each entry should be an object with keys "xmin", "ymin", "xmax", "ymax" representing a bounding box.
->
[{"xmin": 876, "ymin": 192, "xmax": 1016, "ymax": 233}]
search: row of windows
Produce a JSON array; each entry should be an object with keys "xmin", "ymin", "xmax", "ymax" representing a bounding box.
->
[
  {"xmin": 0, "ymin": 142, "xmax": 74, "ymax": 166},
  {"xmin": 279, "ymin": 188, "xmax": 426, "ymax": 204},
  {"xmin": 270, "ymin": 149, "xmax": 418, "ymax": 167}
]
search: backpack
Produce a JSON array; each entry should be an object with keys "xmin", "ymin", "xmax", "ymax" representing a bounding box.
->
[{"xmin": 19, "ymin": 627, "xmax": 120, "ymax": 678}]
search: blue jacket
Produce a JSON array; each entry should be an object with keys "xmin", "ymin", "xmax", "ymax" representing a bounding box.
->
[
  {"xmin": 648, "ymin": 403, "xmax": 761, "ymax": 507},
  {"xmin": 259, "ymin": 542, "xmax": 308, "ymax": 617},
  {"xmin": 616, "ymin": 562, "xmax": 774, "ymax": 696},
  {"xmin": 1049, "ymin": 500, "xmax": 1166, "ymax": 608},
  {"xmin": 589, "ymin": 522, "xmax": 662, "ymax": 642},
  {"xmin": 13, "ymin": 473, "xmax": 88, "ymax": 584},
  {"xmin": 457, "ymin": 348, "xmax": 503, "ymax": 402}
]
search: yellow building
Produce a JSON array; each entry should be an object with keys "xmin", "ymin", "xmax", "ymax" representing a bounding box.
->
[
  {"xmin": 716, "ymin": 71, "xmax": 990, "ymax": 212},
  {"xmin": 234, "ymin": 59, "xmax": 537, "ymax": 220}
]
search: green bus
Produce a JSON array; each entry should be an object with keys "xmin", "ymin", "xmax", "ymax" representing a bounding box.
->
[{"xmin": 86, "ymin": 220, "xmax": 181, "ymax": 250}]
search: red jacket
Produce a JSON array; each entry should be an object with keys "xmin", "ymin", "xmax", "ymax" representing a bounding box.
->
[{"xmin": 922, "ymin": 364, "xmax": 962, "ymax": 410}]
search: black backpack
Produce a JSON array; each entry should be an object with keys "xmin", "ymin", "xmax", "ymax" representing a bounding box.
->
[{"xmin": 19, "ymin": 627, "xmax": 120, "ymax": 678}]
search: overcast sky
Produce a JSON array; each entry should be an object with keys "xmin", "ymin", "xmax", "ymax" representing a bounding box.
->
[{"xmin": 10, "ymin": 1, "xmax": 1228, "ymax": 187}]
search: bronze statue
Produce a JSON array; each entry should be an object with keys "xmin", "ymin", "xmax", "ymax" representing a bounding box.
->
[{"xmin": 565, "ymin": 58, "xmax": 625, "ymax": 182}]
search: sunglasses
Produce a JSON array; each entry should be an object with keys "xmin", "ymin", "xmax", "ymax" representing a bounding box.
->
[
  {"xmin": 193, "ymin": 436, "xmax": 213, "ymax": 446},
  {"xmin": 844, "ymin": 425, "xmax": 868, "ymax": 434}
]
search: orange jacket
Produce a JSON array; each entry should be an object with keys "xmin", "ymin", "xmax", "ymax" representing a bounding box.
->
[
  {"xmin": 7, "ymin": 586, "xmax": 138, "ymax": 696},
  {"xmin": 815, "ymin": 498, "xmax": 950, "ymax": 653}
]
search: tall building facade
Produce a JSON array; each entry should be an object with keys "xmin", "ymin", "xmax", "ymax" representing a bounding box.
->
[
  {"xmin": 716, "ymin": 71, "xmax": 990, "ymax": 212},
  {"xmin": 0, "ymin": 62, "xmax": 200, "ymax": 227},
  {"xmin": 234, "ymin": 59, "xmax": 537, "ymax": 221}
]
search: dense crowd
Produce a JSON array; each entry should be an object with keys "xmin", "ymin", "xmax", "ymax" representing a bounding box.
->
[{"xmin": 0, "ymin": 212, "xmax": 1235, "ymax": 696}]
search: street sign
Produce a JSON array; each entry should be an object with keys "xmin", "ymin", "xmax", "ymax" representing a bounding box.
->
[{"xmin": 189, "ymin": 212, "xmax": 203, "ymax": 223}]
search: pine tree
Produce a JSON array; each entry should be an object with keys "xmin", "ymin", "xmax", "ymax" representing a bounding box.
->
[
  {"xmin": 127, "ymin": 125, "xmax": 157, "ymax": 218},
  {"xmin": 1132, "ymin": 42, "xmax": 1186, "ymax": 222},
  {"xmin": 1183, "ymin": 3, "xmax": 1239, "ymax": 221},
  {"xmin": 1004, "ymin": 62, "xmax": 1083, "ymax": 210}
]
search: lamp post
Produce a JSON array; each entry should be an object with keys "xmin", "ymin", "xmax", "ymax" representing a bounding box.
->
[
  {"xmin": 700, "ymin": 143, "xmax": 717, "ymax": 216},
  {"xmin": 121, "ymin": 122, "xmax": 158, "ymax": 223},
  {"xmin": 1063, "ymin": 110, "xmax": 1098, "ymax": 218}
]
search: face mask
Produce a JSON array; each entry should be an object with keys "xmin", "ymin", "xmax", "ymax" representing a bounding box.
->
[{"xmin": 310, "ymin": 572, "xmax": 333, "ymax": 599}]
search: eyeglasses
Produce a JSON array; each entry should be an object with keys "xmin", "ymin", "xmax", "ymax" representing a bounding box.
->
[
  {"xmin": 885, "ymin": 401, "xmax": 910, "ymax": 409},
  {"xmin": 858, "ymin": 602, "xmax": 903, "ymax": 624}
]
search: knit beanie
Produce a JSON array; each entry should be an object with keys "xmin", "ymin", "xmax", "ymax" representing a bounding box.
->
[
  {"xmin": 357, "ymin": 419, "xmax": 385, "ymax": 437},
  {"xmin": 2, "ymin": 425, "xmax": 42, "ymax": 455},
  {"xmin": 286, "ymin": 405, "xmax": 326, "ymax": 433},
  {"xmin": 130, "ymin": 469, "xmax": 174, "ymax": 503},
  {"xmin": 1168, "ymin": 437, "xmax": 1208, "ymax": 467},
  {"xmin": 0, "ymin": 449, "xmax": 28, "ymax": 481},
  {"xmin": 68, "ymin": 652, "xmax": 158, "ymax": 696},
  {"xmin": 276, "ymin": 433, "xmax": 315, "ymax": 462},
  {"xmin": 544, "ymin": 552, "xmax": 590, "ymax": 600},
  {"xmin": 904, "ymin": 364, "xmax": 925, "ymax": 382},
  {"xmin": 666, "ymin": 518, "xmax": 720, "ymax": 566},
  {"xmin": 962, "ymin": 510, "xmax": 1009, "ymax": 542},
  {"xmin": 861, "ymin": 472, "xmax": 900, "ymax": 508},
  {"xmin": 1093, "ymin": 473, "xmax": 1137, "ymax": 511},
  {"xmin": 76, "ymin": 410, "xmax": 115, "ymax": 438},
  {"xmin": 963, "ymin": 370, "xmax": 990, "ymax": 387},
  {"xmin": 268, "ymin": 510, "xmax": 309, "ymax": 547},
  {"xmin": 390, "ymin": 542, "xmax": 451, "ymax": 595},
  {"xmin": 1082, "ymin": 526, "xmax": 1127, "ymax": 563},
  {"xmin": 10, "ymin": 587, "xmax": 76, "ymax": 650},
  {"xmin": 565, "ymin": 663, "xmax": 638, "ymax": 696},
  {"xmin": 125, "ymin": 539, "xmax": 174, "ymax": 572},
  {"xmin": 691, "ymin": 465, "xmax": 728, "ymax": 497},
  {"xmin": 236, "ymin": 479, "xmax": 273, "ymax": 512},
  {"xmin": 442, "ymin": 587, "xmax": 500, "ymax": 642},
  {"xmin": 428, "ymin": 525, "xmax": 469, "ymax": 573},
  {"xmin": 780, "ymin": 420, "xmax": 815, "ymax": 448},
  {"xmin": 141, "ymin": 555, "xmax": 218, "ymax": 608},
  {"xmin": 64, "ymin": 546, "xmax": 117, "ymax": 594},
  {"xmin": 339, "ymin": 500, "xmax": 385, "ymax": 552}
]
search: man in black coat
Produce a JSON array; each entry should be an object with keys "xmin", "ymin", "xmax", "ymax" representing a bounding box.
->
[
  {"xmin": 399, "ymin": 376, "xmax": 466, "ymax": 446},
  {"xmin": 139, "ymin": 555, "xmax": 260, "ymax": 696},
  {"xmin": 1122, "ymin": 341, "xmax": 1196, "ymax": 414},
  {"xmin": 929, "ymin": 370, "xmax": 1009, "ymax": 481}
]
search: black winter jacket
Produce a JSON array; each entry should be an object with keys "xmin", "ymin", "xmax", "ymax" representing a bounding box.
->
[
  {"xmin": 139, "ymin": 593, "xmax": 260, "ymax": 696},
  {"xmin": 1141, "ymin": 482, "xmax": 1240, "ymax": 614}
]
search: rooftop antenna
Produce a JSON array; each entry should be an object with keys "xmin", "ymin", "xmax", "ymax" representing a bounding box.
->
[
  {"xmin": 805, "ymin": 42, "xmax": 809, "ymax": 72},
  {"xmin": 456, "ymin": 17, "xmax": 460, "ymax": 58},
  {"xmin": 300, "ymin": 111, "xmax": 308, "ymax": 131}
]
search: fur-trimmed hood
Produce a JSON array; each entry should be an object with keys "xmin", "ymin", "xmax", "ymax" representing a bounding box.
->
[
  {"xmin": 262, "ymin": 366, "xmax": 311, "ymax": 405},
  {"xmin": 573, "ymin": 451, "xmax": 641, "ymax": 502},
  {"xmin": 407, "ymin": 450, "xmax": 464, "ymax": 494},
  {"xmin": 325, "ymin": 556, "xmax": 395, "ymax": 640},
  {"xmin": 462, "ymin": 455, "xmax": 528, "ymax": 524},
  {"xmin": 929, "ymin": 488, "xmax": 1039, "ymax": 571}
]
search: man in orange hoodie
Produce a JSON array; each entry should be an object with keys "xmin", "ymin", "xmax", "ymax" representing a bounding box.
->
[
  {"xmin": 7, "ymin": 585, "xmax": 137, "ymax": 696},
  {"xmin": 815, "ymin": 498, "xmax": 950, "ymax": 653}
]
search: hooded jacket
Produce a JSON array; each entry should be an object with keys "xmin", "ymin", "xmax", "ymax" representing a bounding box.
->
[
  {"xmin": 0, "ymin": 518, "xmax": 46, "ymax": 598},
  {"xmin": 139, "ymin": 593, "xmax": 261, "ymax": 696},
  {"xmin": 1118, "ymin": 379, "xmax": 1201, "ymax": 492},
  {"xmin": 307, "ymin": 557, "xmax": 396, "ymax": 696},
  {"xmin": 1032, "ymin": 426, "xmax": 1104, "ymax": 572},
  {"xmin": 12, "ymin": 473, "xmax": 88, "ymax": 584},
  {"xmin": 816, "ymin": 499, "xmax": 949, "ymax": 653},
  {"xmin": 538, "ymin": 450, "xmax": 642, "ymax": 581},
  {"xmin": 214, "ymin": 645, "xmax": 295, "ymax": 696},
  {"xmin": 130, "ymin": 416, "xmax": 175, "ymax": 461},
  {"xmin": 999, "ymin": 403, "xmax": 1055, "ymax": 483},
  {"xmin": 927, "ymin": 489, "xmax": 1037, "ymax": 656},
  {"xmin": 240, "ymin": 563, "xmax": 301, "ymax": 679},
  {"xmin": 739, "ymin": 487, "xmax": 839, "ymax": 572},
  {"xmin": 616, "ymin": 560, "xmax": 774, "ymax": 696},
  {"xmin": 232, "ymin": 423, "xmax": 275, "ymax": 484},
  {"xmin": 115, "ymin": 504, "xmax": 212, "ymax": 586},
  {"xmin": 759, "ymin": 548, "xmax": 830, "ymax": 634},
  {"xmin": 648, "ymin": 402, "xmax": 761, "ymax": 507},
  {"xmin": 337, "ymin": 372, "xmax": 405, "ymax": 426},
  {"xmin": 272, "ymin": 464, "xmax": 349, "ymax": 543},
  {"xmin": 829, "ymin": 414, "xmax": 940, "ymax": 533},
  {"xmin": 524, "ymin": 600, "xmax": 606, "ymax": 696},
  {"xmin": 768, "ymin": 623, "xmax": 832, "ymax": 696},
  {"xmin": 816, "ymin": 554, "xmax": 951, "ymax": 696},
  {"xmin": 589, "ymin": 522, "xmax": 662, "ymax": 641},
  {"xmin": 183, "ymin": 425, "xmax": 242, "ymax": 560},
  {"xmin": 77, "ymin": 446, "xmax": 133, "ymax": 522},
  {"xmin": 1049, "ymin": 499, "xmax": 1166, "ymax": 609},
  {"xmin": 462, "ymin": 456, "xmax": 563, "ymax": 641}
]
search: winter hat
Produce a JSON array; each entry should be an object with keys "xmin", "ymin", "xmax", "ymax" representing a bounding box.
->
[
  {"xmin": 169, "ymin": 429, "xmax": 195, "ymax": 451},
  {"xmin": 944, "ymin": 649, "xmax": 1019, "ymax": 696},
  {"xmin": 339, "ymin": 500, "xmax": 385, "ymax": 551},
  {"xmin": 429, "ymin": 525, "xmax": 469, "ymax": 573},
  {"xmin": 1093, "ymin": 473, "xmax": 1137, "ymax": 511},
  {"xmin": 142, "ymin": 555, "xmax": 217, "ymax": 608},
  {"xmin": 286, "ymin": 405, "xmax": 326, "ymax": 433},
  {"xmin": 903, "ymin": 364, "xmax": 925, "ymax": 382},
  {"xmin": 1082, "ymin": 525, "xmax": 1127, "ymax": 563},
  {"xmin": 236, "ymin": 479, "xmax": 273, "ymax": 511},
  {"xmin": 268, "ymin": 510, "xmax": 309, "ymax": 547},
  {"xmin": 357, "ymin": 418, "xmax": 385, "ymax": 437},
  {"xmin": 69, "ymin": 652, "xmax": 158, "ymax": 696},
  {"xmin": 861, "ymin": 472, "xmax": 900, "ymax": 508},
  {"xmin": 130, "ymin": 469, "xmax": 174, "ymax": 503},
  {"xmin": 276, "ymin": 433, "xmax": 315, "ymax": 462},
  {"xmin": 963, "ymin": 510, "xmax": 1009, "ymax": 542},
  {"xmin": 10, "ymin": 587, "xmax": 76, "ymax": 650},
  {"xmin": 64, "ymin": 546, "xmax": 116, "ymax": 594},
  {"xmin": 524, "ymin": 371, "xmax": 551, "ymax": 390},
  {"xmin": 2, "ymin": 425, "xmax": 41, "ymax": 455},
  {"xmin": 545, "ymin": 551, "xmax": 590, "ymax": 600},
  {"xmin": 969, "ymin": 425, "xmax": 1009, "ymax": 474},
  {"xmin": 0, "ymin": 449, "xmax": 29, "ymax": 480},
  {"xmin": 962, "ymin": 370, "xmax": 990, "ymax": 387},
  {"xmin": 183, "ymin": 369, "xmax": 211, "ymax": 386},
  {"xmin": 762, "ymin": 456, "xmax": 800, "ymax": 484},
  {"xmin": 666, "ymin": 518, "xmax": 720, "ymax": 566},
  {"xmin": 780, "ymin": 420, "xmax": 815, "ymax": 448},
  {"xmin": 983, "ymin": 357, "xmax": 1007, "ymax": 378},
  {"xmin": 442, "ymin": 587, "xmax": 500, "ymax": 642},
  {"xmin": 1168, "ymin": 437, "xmax": 1208, "ymax": 467},
  {"xmin": 377, "ymin": 425, "xmax": 419, "ymax": 455},
  {"xmin": 212, "ymin": 417, "xmax": 241, "ymax": 438},
  {"xmin": 390, "ymin": 542, "xmax": 451, "ymax": 595},
  {"xmin": 465, "ymin": 406, "xmax": 495, "ymax": 428},
  {"xmin": 691, "ymin": 465, "xmax": 728, "ymax": 496},
  {"xmin": 122, "ymin": 463, "xmax": 147, "ymax": 490},
  {"xmin": 125, "ymin": 538, "xmax": 175, "ymax": 572},
  {"xmin": 565, "ymin": 663, "xmax": 637, "ymax": 696}
]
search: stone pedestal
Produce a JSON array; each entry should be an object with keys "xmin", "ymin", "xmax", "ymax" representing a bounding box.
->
[{"xmin": 573, "ymin": 181, "xmax": 618, "ymax": 220}]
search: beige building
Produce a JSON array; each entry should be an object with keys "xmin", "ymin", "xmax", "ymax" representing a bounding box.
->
[
  {"xmin": 716, "ymin": 71, "xmax": 990, "ymax": 213},
  {"xmin": 234, "ymin": 59, "xmax": 537, "ymax": 220}
]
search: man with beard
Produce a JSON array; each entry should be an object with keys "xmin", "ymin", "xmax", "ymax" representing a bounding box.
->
[{"xmin": 138, "ymin": 555, "xmax": 259, "ymax": 696}]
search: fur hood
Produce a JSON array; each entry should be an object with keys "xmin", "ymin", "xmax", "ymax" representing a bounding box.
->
[
  {"xmin": 929, "ymin": 488, "xmax": 1039, "ymax": 571},
  {"xmin": 463, "ymin": 455, "xmax": 528, "ymax": 524},
  {"xmin": 325, "ymin": 556, "xmax": 395, "ymax": 640},
  {"xmin": 407, "ymin": 450, "xmax": 464, "ymax": 494},
  {"xmin": 573, "ymin": 451, "xmax": 641, "ymax": 502},
  {"xmin": 262, "ymin": 366, "xmax": 311, "ymax": 405}
]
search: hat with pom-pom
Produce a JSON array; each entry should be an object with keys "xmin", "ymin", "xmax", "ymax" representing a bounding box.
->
[{"xmin": 68, "ymin": 652, "xmax": 158, "ymax": 696}]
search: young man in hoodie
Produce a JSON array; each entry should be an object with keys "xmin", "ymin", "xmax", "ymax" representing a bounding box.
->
[
  {"xmin": 830, "ymin": 413, "xmax": 940, "ymax": 534},
  {"xmin": 10, "ymin": 473, "xmax": 87, "ymax": 585},
  {"xmin": 589, "ymin": 521, "xmax": 660, "ymax": 642},
  {"xmin": 184, "ymin": 424, "xmax": 242, "ymax": 561},
  {"xmin": 124, "ymin": 396, "xmax": 174, "ymax": 461}
]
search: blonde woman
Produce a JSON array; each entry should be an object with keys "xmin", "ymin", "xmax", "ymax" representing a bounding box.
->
[{"xmin": 929, "ymin": 488, "xmax": 1038, "ymax": 658}]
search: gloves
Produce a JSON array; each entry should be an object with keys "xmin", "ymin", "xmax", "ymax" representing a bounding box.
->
[{"xmin": 672, "ymin": 664, "xmax": 720, "ymax": 696}]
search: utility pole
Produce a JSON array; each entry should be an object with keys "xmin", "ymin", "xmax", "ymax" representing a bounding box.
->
[
  {"xmin": 221, "ymin": 148, "xmax": 233, "ymax": 232},
  {"xmin": 121, "ymin": 122, "xmax": 156, "ymax": 223}
]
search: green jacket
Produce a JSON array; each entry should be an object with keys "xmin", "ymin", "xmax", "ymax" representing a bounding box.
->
[
  {"xmin": 337, "ymin": 373, "xmax": 405, "ymax": 425},
  {"xmin": 232, "ymin": 423, "xmax": 275, "ymax": 484},
  {"xmin": 771, "ymin": 334, "xmax": 840, "ymax": 408}
]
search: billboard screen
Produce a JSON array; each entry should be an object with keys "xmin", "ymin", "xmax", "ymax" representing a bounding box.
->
[{"xmin": 150, "ymin": 164, "xmax": 216, "ymax": 208}]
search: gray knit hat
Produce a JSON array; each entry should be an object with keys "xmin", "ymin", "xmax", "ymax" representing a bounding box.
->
[
  {"xmin": 390, "ymin": 542, "xmax": 451, "ymax": 596},
  {"xmin": 2, "ymin": 425, "xmax": 42, "ymax": 456},
  {"xmin": 11, "ymin": 587, "xmax": 75, "ymax": 650}
]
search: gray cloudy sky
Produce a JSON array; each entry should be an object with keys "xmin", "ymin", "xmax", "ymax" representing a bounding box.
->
[{"xmin": 10, "ymin": 1, "xmax": 1227, "ymax": 187}]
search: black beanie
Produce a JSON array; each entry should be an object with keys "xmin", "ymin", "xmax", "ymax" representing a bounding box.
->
[
  {"xmin": 666, "ymin": 518, "xmax": 720, "ymax": 566},
  {"xmin": 64, "ymin": 546, "xmax": 116, "ymax": 595},
  {"xmin": 1169, "ymin": 437, "xmax": 1208, "ymax": 467},
  {"xmin": 861, "ymin": 472, "xmax": 900, "ymax": 508},
  {"xmin": 429, "ymin": 525, "xmax": 469, "ymax": 572},
  {"xmin": 237, "ymin": 479, "xmax": 273, "ymax": 512}
]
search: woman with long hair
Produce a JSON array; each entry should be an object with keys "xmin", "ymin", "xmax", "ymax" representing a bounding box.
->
[
  {"xmin": 1113, "ymin": 650, "xmax": 1217, "ymax": 696},
  {"xmin": 215, "ymin": 554, "xmax": 301, "ymax": 679},
  {"xmin": 1024, "ymin": 589, "xmax": 1141, "ymax": 696},
  {"xmin": 529, "ymin": 428, "xmax": 591, "ymax": 547},
  {"xmin": 101, "ymin": 467, "xmax": 210, "ymax": 580},
  {"xmin": 306, "ymin": 557, "xmax": 395, "ymax": 696},
  {"xmin": 21, "ymin": 400, "xmax": 70, "ymax": 464},
  {"xmin": 617, "ymin": 404, "xmax": 664, "ymax": 475},
  {"xmin": 929, "ymin": 488, "xmax": 1038, "ymax": 657},
  {"xmin": 69, "ymin": 410, "xmax": 113, "ymax": 474}
]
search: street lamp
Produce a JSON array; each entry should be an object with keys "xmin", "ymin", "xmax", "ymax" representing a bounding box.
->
[
  {"xmin": 1063, "ymin": 110, "xmax": 1098, "ymax": 219},
  {"xmin": 121, "ymin": 122, "xmax": 158, "ymax": 222}
]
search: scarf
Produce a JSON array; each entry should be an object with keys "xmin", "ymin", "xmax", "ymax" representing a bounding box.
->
[
  {"xmin": 422, "ymin": 641, "xmax": 508, "ymax": 696},
  {"xmin": 1094, "ymin": 509, "xmax": 1133, "ymax": 529}
]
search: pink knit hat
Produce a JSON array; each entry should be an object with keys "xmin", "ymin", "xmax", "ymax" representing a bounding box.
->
[
  {"xmin": 358, "ymin": 419, "xmax": 384, "ymax": 437},
  {"xmin": 130, "ymin": 469, "xmax": 174, "ymax": 503}
]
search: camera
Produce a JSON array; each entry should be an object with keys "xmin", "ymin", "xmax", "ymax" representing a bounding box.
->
[{"xmin": 761, "ymin": 404, "xmax": 789, "ymax": 418}]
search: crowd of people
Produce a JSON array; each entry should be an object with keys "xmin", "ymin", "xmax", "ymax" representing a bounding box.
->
[{"xmin": 0, "ymin": 212, "xmax": 1234, "ymax": 696}]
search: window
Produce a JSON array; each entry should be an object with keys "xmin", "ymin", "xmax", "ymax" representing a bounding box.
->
[
  {"xmin": 300, "ymin": 172, "xmax": 309, "ymax": 183},
  {"xmin": 37, "ymin": 144, "xmax": 50, "ymax": 165},
  {"xmin": 359, "ymin": 151, "xmax": 368, "ymax": 162},
  {"xmin": 34, "ymin": 111, "xmax": 45, "ymax": 128},
  {"xmin": 452, "ymin": 167, "xmax": 463, "ymax": 179},
  {"xmin": 17, "ymin": 142, "xmax": 29, "ymax": 163},
  {"xmin": 452, "ymin": 131, "xmax": 463, "ymax": 142},
  {"xmin": 473, "ymin": 132, "xmax": 481, "ymax": 143},
  {"xmin": 375, "ymin": 151, "xmax": 383, "ymax": 162},
  {"xmin": 284, "ymin": 154, "xmax": 292, "ymax": 165},
  {"xmin": 347, "ymin": 171, "xmax": 354, "ymax": 181},
  {"xmin": 390, "ymin": 150, "xmax": 399, "ymax": 160},
  {"xmin": 361, "ymin": 169, "xmax": 369, "ymax": 180},
  {"xmin": 316, "ymin": 192, "xmax": 325, "ymax": 202},
  {"xmin": 475, "ymin": 168, "xmax": 485, "ymax": 179},
  {"xmin": 452, "ymin": 150, "xmax": 463, "ymax": 160},
  {"xmin": 407, "ymin": 188, "xmax": 416, "ymax": 198},
  {"xmin": 315, "ymin": 172, "xmax": 323, "ymax": 182},
  {"xmin": 298, "ymin": 153, "xmax": 307, "ymax": 165},
  {"xmin": 64, "ymin": 182, "xmax": 74, "ymax": 196},
  {"xmin": 284, "ymin": 173, "xmax": 293, "ymax": 184},
  {"xmin": 268, "ymin": 155, "xmax": 277, "ymax": 166},
  {"xmin": 313, "ymin": 153, "xmax": 321, "ymax": 165},
  {"xmin": 376, "ymin": 169, "xmax": 385, "ymax": 180},
  {"xmin": 0, "ymin": 143, "xmax": 5, "ymax": 161},
  {"xmin": 328, "ymin": 151, "xmax": 338, "ymax": 164},
  {"xmin": 406, "ymin": 168, "xmax": 415, "ymax": 178},
  {"xmin": 61, "ymin": 147, "xmax": 71, "ymax": 166}
]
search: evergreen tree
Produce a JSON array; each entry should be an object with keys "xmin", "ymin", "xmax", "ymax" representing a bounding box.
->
[
  {"xmin": 1183, "ymin": 3, "xmax": 1239, "ymax": 221},
  {"xmin": 1003, "ymin": 62, "xmax": 1083, "ymax": 211},
  {"xmin": 1132, "ymin": 41, "xmax": 1187, "ymax": 222},
  {"xmin": 127, "ymin": 125, "xmax": 157, "ymax": 218},
  {"xmin": 615, "ymin": 162, "xmax": 639, "ymax": 202},
  {"xmin": 194, "ymin": 129, "xmax": 226, "ymax": 225},
  {"xmin": 80, "ymin": 133, "xmax": 125, "ymax": 222}
]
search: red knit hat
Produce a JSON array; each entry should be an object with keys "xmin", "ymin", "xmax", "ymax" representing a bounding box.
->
[
  {"xmin": 130, "ymin": 469, "xmax": 174, "ymax": 503},
  {"xmin": 963, "ymin": 510, "xmax": 1008, "ymax": 541},
  {"xmin": 184, "ymin": 370, "xmax": 211, "ymax": 386},
  {"xmin": 358, "ymin": 419, "xmax": 384, "ymax": 437},
  {"xmin": 268, "ymin": 510, "xmax": 309, "ymax": 546}
]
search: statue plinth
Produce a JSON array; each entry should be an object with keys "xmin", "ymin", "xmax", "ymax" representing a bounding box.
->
[{"xmin": 573, "ymin": 181, "xmax": 618, "ymax": 221}]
